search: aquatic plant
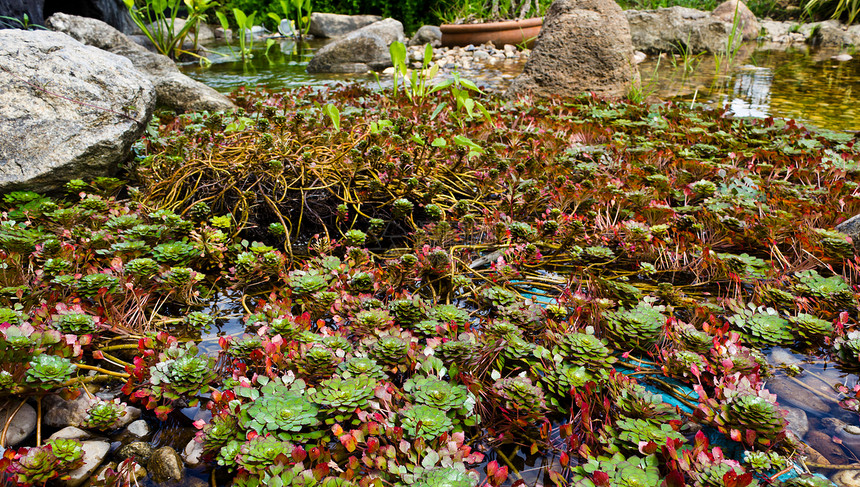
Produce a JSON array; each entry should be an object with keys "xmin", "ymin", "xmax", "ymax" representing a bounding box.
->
[
  {"xmin": 602, "ymin": 298, "xmax": 667, "ymax": 347},
  {"xmin": 80, "ymin": 399, "xmax": 127, "ymax": 431},
  {"xmin": 726, "ymin": 304, "xmax": 793, "ymax": 346},
  {"xmin": 26, "ymin": 355, "xmax": 75, "ymax": 388},
  {"xmin": 240, "ymin": 384, "xmax": 320, "ymax": 440},
  {"xmin": 401, "ymin": 405, "xmax": 454, "ymax": 440}
]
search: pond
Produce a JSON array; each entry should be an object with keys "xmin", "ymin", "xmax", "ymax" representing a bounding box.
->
[{"xmin": 181, "ymin": 39, "xmax": 860, "ymax": 132}]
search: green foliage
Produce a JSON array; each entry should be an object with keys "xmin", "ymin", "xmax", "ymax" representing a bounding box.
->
[
  {"xmin": 401, "ymin": 405, "xmax": 453, "ymax": 440},
  {"xmin": 26, "ymin": 355, "xmax": 76, "ymax": 388},
  {"xmin": 81, "ymin": 399, "xmax": 127, "ymax": 431},
  {"xmin": 123, "ymin": 0, "xmax": 216, "ymax": 59}
]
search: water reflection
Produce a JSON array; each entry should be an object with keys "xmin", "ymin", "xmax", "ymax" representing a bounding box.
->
[{"xmin": 640, "ymin": 45, "xmax": 860, "ymax": 131}]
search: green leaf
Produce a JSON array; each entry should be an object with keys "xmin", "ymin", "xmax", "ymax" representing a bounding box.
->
[
  {"xmin": 431, "ymin": 137, "xmax": 447, "ymax": 147},
  {"xmin": 323, "ymin": 103, "xmax": 341, "ymax": 131},
  {"xmin": 411, "ymin": 134, "xmax": 425, "ymax": 146},
  {"xmin": 215, "ymin": 11, "xmax": 229, "ymax": 30},
  {"xmin": 458, "ymin": 77, "xmax": 483, "ymax": 93},
  {"xmin": 430, "ymin": 102, "xmax": 448, "ymax": 120},
  {"xmin": 421, "ymin": 449, "xmax": 440, "ymax": 468},
  {"xmin": 267, "ymin": 12, "xmax": 281, "ymax": 24},
  {"xmin": 453, "ymin": 134, "xmax": 483, "ymax": 153},
  {"xmin": 427, "ymin": 78, "xmax": 454, "ymax": 95},
  {"xmin": 233, "ymin": 8, "xmax": 247, "ymax": 27}
]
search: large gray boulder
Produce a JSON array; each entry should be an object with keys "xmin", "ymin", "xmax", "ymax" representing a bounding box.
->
[
  {"xmin": 625, "ymin": 6, "xmax": 744, "ymax": 53},
  {"xmin": 307, "ymin": 18, "xmax": 405, "ymax": 73},
  {"xmin": 308, "ymin": 12, "xmax": 382, "ymax": 38},
  {"xmin": 46, "ymin": 13, "xmax": 234, "ymax": 113},
  {"xmin": 0, "ymin": 29, "xmax": 154, "ymax": 193},
  {"xmin": 0, "ymin": 402, "xmax": 36, "ymax": 446},
  {"xmin": 505, "ymin": 0, "xmax": 635, "ymax": 100}
]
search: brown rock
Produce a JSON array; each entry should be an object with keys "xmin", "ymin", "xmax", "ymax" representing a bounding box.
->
[
  {"xmin": 505, "ymin": 0, "xmax": 635, "ymax": 99},
  {"xmin": 805, "ymin": 429, "xmax": 850, "ymax": 465},
  {"xmin": 833, "ymin": 470, "xmax": 860, "ymax": 486},
  {"xmin": 711, "ymin": 0, "xmax": 760, "ymax": 40}
]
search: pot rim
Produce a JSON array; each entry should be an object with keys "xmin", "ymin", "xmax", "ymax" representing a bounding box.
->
[{"xmin": 439, "ymin": 17, "xmax": 543, "ymax": 34}]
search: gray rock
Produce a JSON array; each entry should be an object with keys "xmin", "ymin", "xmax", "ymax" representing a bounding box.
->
[
  {"xmin": 625, "ymin": 6, "xmax": 743, "ymax": 54},
  {"xmin": 711, "ymin": 0, "xmax": 760, "ymax": 40},
  {"xmin": 766, "ymin": 376, "xmax": 832, "ymax": 414},
  {"xmin": 182, "ymin": 438, "xmax": 205, "ymax": 467},
  {"xmin": 118, "ymin": 441, "xmax": 154, "ymax": 464},
  {"xmin": 837, "ymin": 213, "xmax": 860, "ymax": 241},
  {"xmin": 1, "ymin": 0, "xmax": 133, "ymax": 33},
  {"xmin": 62, "ymin": 440, "xmax": 110, "ymax": 487},
  {"xmin": 408, "ymin": 25, "xmax": 443, "ymax": 46},
  {"xmin": 308, "ymin": 12, "xmax": 382, "ymax": 38},
  {"xmin": 49, "ymin": 426, "xmax": 93, "ymax": 441},
  {"xmin": 833, "ymin": 53, "xmax": 854, "ymax": 61},
  {"xmin": 117, "ymin": 405, "xmax": 141, "ymax": 429},
  {"xmin": 43, "ymin": 393, "xmax": 98, "ymax": 428},
  {"xmin": 783, "ymin": 406, "xmax": 809, "ymax": 439},
  {"xmin": 307, "ymin": 18, "xmax": 405, "ymax": 73},
  {"xmin": 505, "ymin": 0, "xmax": 635, "ymax": 100},
  {"xmin": 147, "ymin": 446, "xmax": 184, "ymax": 483},
  {"xmin": 45, "ymin": 13, "xmax": 235, "ymax": 113},
  {"xmin": 0, "ymin": 29, "xmax": 154, "ymax": 193},
  {"xmin": 0, "ymin": 402, "xmax": 36, "ymax": 446},
  {"xmin": 809, "ymin": 20, "xmax": 855, "ymax": 47},
  {"xmin": 126, "ymin": 419, "xmax": 150, "ymax": 438}
]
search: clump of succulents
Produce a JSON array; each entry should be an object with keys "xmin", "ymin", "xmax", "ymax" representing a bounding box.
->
[
  {"xmin": 792, "ymin": 270, "xmax": 856, "ymax": 310},
  {"xmin": 663, "ymin": 349, "xmax": 707, "ymax": 379},
  {"xmin": 613, "ymin": 383, "xmax": 680, "ymax": 423},
  {"xmin": 287, "ymin": 271, "xmax": 329, "ymax": 296},
  {"xmin": 186, "ymin": 311, "xmax": 215, "ymax": 329},
  {"xmin": 76, "ymin": 272, "xmax": 120, "ymax": 297},
  {"xmin": 343, "ymin": 229, "xmax": 367, "ymax": 247},
  {"xmin": 43, "ymin": 258, "xmax": 73, "ymax": 276},
  {"xmin": 152, "ymin": 241, "xmax": 199, "ymax": 265},
  {"xmin": 674, "ymin": 322, "xmax": 714, "ymax": 353},
  {"xmin": 389, "ymin": 297, "xmax": 428, "ymax": 325},
  {"xmin": 602, "ymin": 298, "xmax": 667, "ymax": 346},
  {"xmin": 790, "ymin": 313, "xmax": 833, "ymax": 340},
  {"xmin": 699, "ymin": 379, "xmax": 786, "ymax": 448},
  {"xmin": 371, "ymin": 335, "xmax": 410, "ymax": 368},
  {"xmin": 352, "ymin": 308, "xmax": 394, "ymax": 335},
  {"xmin": 743, "ymin": 450, "xmax": 789, "ymax": 473},
  {"xmin": 202, "ymin": 414, "xmax": 241, "ymax": 457},
  {"xmin": 726, "ymin": 303, "xmax": 792, "ymax": 346},
  {"xmin": 54, "ymin": 313, "xmax": 97, "ymax": 335},
  {"xmin": 484, "ymin": 320, "xmax": 523, "ymax": 341},
  {"xmin": 414, "ymin": 468, "xmax": 476, "ymax": 487},
  {"xmin": 834, "ymin": 330, "xmax": 860, "ymax": 366},
  {"xmin": 80, "ymin": 399, "xmax": 127, "ymax": 431},
  {"xmin": 401, "ymin": 405, "xmax": 454, "ymax": 440},
  {"xmin": 11, "ymin": 440, "xmax": 85, "ymax": 485},
  {"xmin": 0, "ymin": 307, "xmax": 22, "ymax": 326},
  {"xmin": 309, "ymin": 375, "xmax": 377, "ymax": 423},
  {"xmin": 539, "ymin": 362, "xmax": 598, "ymax": 412},
  {"xmin": 613, "ymin": 418, "xmax": 685, "ymax": 450},
  {"xmin": 348, "ymin": 272, "xmax": 374, "ymax": 293},
  {"xmin": 480, "ymin": 286, "xmax": 519, "ymax": 309},
  {"xmin": 435, "ymin": 338, "xmax": 478, "ymax": 368},
  {"xmin": 236, "ymin": 435, "xmax": 296, "ymax": 473},
  {"xmin": 125, "ymin": 257, "xmax": 161, "ymax": 279},
  {"xmin": 569, "ymin": 453, "xmax": 661, "ymax": 487},
  {"xmin": 26, "ymin": 355, "xmax": 76, "ymax": 388},
  {"xmin": 756, "ymin": 285, "xmax": 796, "ymax": 310},
  {"xmin": 492, "ymin": 376, "xmax": 546, "ymax": 416},
  {"xmin": 148, "ymin": 342, "xmax": 217, "ymax": 402},
  {"xmin": 337, "ymin": 356, "xmax": 385, "ymax": 380},
  {"xmin": 717, "ymin": 253, "xmax": 770, "ymax": 280},
  {"xmin": 429, "ymin": 304, "xmax": 470, "ymax": 327},
  {"xmin": 813, "ymin": 228, "xmax": 853, "ymax": 259},
  {"xmin": 240, "ymin": 382, "xmax": 321, "ymax": 441},
  {"xmin": 294, "ymin": 345, "xmax": 339, "ymax": 382},
  {"xmin": 550, "ymin": 331, "xmax": 614, "ymax": 368},
  {"xmin": 405, "ymin": 376, "xmax": 469, "ymax": 412}
]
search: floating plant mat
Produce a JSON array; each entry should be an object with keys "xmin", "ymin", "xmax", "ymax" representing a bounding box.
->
[{"xmin": 4, "ymin": 86, "xmax": 860, "ymax": 487}]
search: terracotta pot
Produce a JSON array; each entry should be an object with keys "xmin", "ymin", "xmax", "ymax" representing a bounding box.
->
[{"xmin": 439, "ymin": 18, "xmax": 542, "ymax": 49}]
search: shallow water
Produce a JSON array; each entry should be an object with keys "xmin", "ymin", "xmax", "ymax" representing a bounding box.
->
[{"xmin": 182, "ymin": 40, "xmax": 860, "ymax": 132}]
